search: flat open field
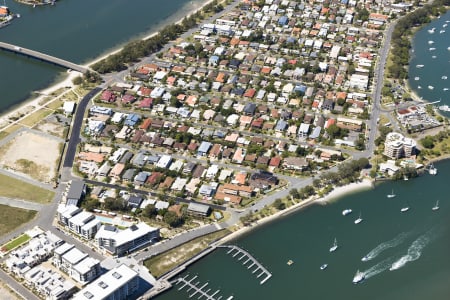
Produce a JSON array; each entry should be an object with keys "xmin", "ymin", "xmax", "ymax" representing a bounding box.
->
[
  {"xmin": 0, "ymin": 173, "xmax": 54, "ymax": 203},
  {"xmin": 0, "ymin": 204, "xmax": 36, "ymax": 236},
  {"xmin": 0, "ymin": 130, "xmax": 61, "ymax": 182}
]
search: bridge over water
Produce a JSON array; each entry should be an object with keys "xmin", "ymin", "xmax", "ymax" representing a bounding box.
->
[{"xmin": 0, "ymin": 41, "xmax": 89, "ymax": 73}]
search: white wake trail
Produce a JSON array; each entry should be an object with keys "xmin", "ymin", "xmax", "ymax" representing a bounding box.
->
[{"xmin": 362, "ymin": 232, "xmax": 410, "ymax": 262}]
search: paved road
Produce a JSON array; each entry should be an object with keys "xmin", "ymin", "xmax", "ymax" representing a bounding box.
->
[
  {"xmin": 366, "ymin": 22, "xmax": 396, "ymax": 155},
  {"xmin": 0, "ymin": 197, "xmax": 44, "ymax": 211},
  {"xmin": 0, "ymin": 269, "xmax": 39, "ymax": 300},
  {"xmin": 63, "ymin": 87, "xmax": 102, "ymax": 168},
  {"xmin": 84, "ymin": 179, "xmax": 226, "ymax": 211}
]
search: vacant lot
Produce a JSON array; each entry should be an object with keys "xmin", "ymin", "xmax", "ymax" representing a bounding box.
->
[
  {"xmin": 0, "ymin": 131, "xmax": 61, "ymax": 182},
  {"xmin": 0, "ymin": 173, "xmax": 54, "ymax": 203},
  {"xmin": 0, "ymin": 204, "xmax": 36, "ymax": 236},
  {"xmin": 144, "ymin": 229, "xmax": 230, "ymax": 278}
]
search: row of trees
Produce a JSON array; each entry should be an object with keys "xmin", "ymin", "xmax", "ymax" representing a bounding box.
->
[
  {"xmin": 389, "ymin": 0, "xmax": 450, "ymax": 79},
  {"xmin": 92, "ymin": 1, "xmax": 224, "ymax": 74}
]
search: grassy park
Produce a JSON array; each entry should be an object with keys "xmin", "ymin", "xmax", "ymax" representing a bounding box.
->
[
  {"xmin": 0, "ymin": 204, "xmax": 36, "ymax": 236},
  {"xmin": 0, "ymin": 173, "xmax": 54, "ymax": 203}
]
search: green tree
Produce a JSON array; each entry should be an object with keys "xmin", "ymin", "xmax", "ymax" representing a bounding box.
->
[{"xmin": 163, "ymin": 211, "xmax": 184, "ymax": 227}]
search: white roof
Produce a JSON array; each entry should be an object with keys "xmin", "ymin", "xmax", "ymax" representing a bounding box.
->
[
  {"xmin": 73, "ymin": 264, "xmax": 137, "ymax": 300},
  {"xmin": 62, "ymin": 248, "xmax": 87, "ymax": 265},
  {"xmin": 112, "ymin": 223, "xmax": 158, "ymax": 247},
  {"xmin": 69, "ymin": 211, "xmax": 94, "ymax": 227},
  {"xmin": 54, "ymin": 243, "xmax": 74, "ymax": 256},
  {"xmin": 95, "ymin": 225, "xmax": 119, "ymax": 240},
  {"xmin": 73, "ymin": 257, "xmax": 99, "ymax": 275}
]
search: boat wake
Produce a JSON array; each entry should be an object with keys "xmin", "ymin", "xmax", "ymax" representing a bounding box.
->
[
  {"xmin": 361, "ymin": 232, "xmax": 410, "ymax": 262},
  {"xmin": 389, "ymin": 230, "xmax": 435, "ymax": 271},
  {"xmin": 361, "ymin": 256, "xmax": 396, "ymax": 280}
]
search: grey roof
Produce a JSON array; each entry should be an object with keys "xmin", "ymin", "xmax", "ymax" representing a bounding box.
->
[
  {"xmin": 67, "ymin": 180, "xmax": 86, "ymax": 204},
  {"xmin": 188, "ymin": 202, "xmax": 211, "ymax": 214}
]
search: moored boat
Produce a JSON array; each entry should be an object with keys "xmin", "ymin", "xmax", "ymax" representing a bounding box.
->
[
  {"xmin": 329, "ymin": 238, "xmax": 338, "ymax": 252},
  {"xmin": 354, "ymin": 212, "xmax": 363, "ymax": 224},
  {"xmin": 432, "ymin": 200, "xmax": 439, "ymax": 211},
  {"xmin": 342, "ymin": 209, "xmax": 352, "ymax": 216},
  {"xmin": 320, "ymin": 264, "xmax": 328, "ymax": 270}
]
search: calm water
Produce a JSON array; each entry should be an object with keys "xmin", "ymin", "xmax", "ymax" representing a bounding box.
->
[
  {"xmin": 0, "ymin": 0, "xmax": 202, "ymax": 113},
  {"xmin": 408, "ymin": 10, "xmax": 450, "ymax": 109},
  {"xmin": 157, "ymin": 160, "xmax": 450, "ymax": 300}
]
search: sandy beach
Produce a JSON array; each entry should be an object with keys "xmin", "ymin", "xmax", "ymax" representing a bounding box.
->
[
  {"xmin": 218, "ymin": 179, "xmax": 374, "ymax": 244},
  {"xmin": 0, "ymin": 0, "xmax": 218, "ymax": 132}
]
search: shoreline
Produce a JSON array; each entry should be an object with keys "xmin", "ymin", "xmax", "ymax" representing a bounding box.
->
[
  {"xmin": 0, "ymin": 0, "xmax": 216, "ymax": 132},
  {"xmin": 218, "ymin": 179, "xmax": 374, "ymax": 244}
]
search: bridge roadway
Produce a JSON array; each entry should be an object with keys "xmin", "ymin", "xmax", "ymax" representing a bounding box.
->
[{"xmin": 0, "ymin": 41, "xmax": 89, "ymax": 73}]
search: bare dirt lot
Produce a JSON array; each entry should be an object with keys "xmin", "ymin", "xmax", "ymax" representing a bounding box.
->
[{"xmin": 0, "ymin": 131, "xmax": 61, "ymax": 183}]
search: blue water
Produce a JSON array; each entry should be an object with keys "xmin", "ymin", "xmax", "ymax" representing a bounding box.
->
[
  {"xmin": 0, "ymin": 0, "xmax": 202, "ymax": 113},
  {"xmin": 408, "ymin": 11, "xmax": 450, "ymax": 108}
]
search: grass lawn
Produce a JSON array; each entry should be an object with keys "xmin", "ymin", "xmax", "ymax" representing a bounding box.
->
[
  {"xmin": 19, "ymin": 109, "xmax": 53, "ymax": 127},
  {"xmin": 0, "ymin": 173, "xmax": 54, "ymax": 203},
  {"xmin": 45, "ymin": 99, "xmax": 65, "ymax": 110},
  {"xmin": 2, "ymin": 124, "xmax": 23, "ymax": 135},
  {"xmin": 0, "ymin": 205, "xmax": 36, "ymax": 236},
  {"xmin": 144, "ymin": 229, "xmax": 231, "ymax": 278},
  {"xmin": 2, "ymin": 234, "xmax": 30, "ymax": 252}
]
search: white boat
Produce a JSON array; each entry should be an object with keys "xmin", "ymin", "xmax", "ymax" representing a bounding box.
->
[
  {"xmin": 361, "ymin": 255, "xmax": 369, "ymax": 262},
  {"xmin": 448, "ymin": 46, "xmax": 450, "ymax": 51},
  {"xmin": 418, "ymin": 85, "xmax": 422, "ymax": 89},
  {"xmin": 354, "ymin": 213, "xmax": 363, "ymax": 224},
  {"xmin": 416, "ymin": 64, "xmax": 424, "ymax": 68},
  {"xmin": 353, "ymin": 270, "xmax": 365, "ymax": 284},
  {"xmin": 429, "ymin": 164, "xmax": 437, "ymax": 175},
  {"xmin": 429, "ymin": 47, "xmax": 436, "ymax": 51},
  {"xmin": 428, "ymin": 27, "xmax": 435, "ymax": 33},
  {"xmin": 428, "ymin": 85, "xmax": 434, "ymax": 90},
  {"xmin": 403, "ymin": 175, "xmax": 409, "ymax": 181},
  {"xmin": 432, "ymin": 56, "xmax": 437, "ymax": 59},
  {"xmin": 342, "ymin": 209, "xmax": 352, "ymax": 216},
  {"xmin": 444, "ymin": 88, "xmax": 449, "ymax": 91},
  {"xmin": 432, "ymin": 200, "xmax": 440, "ymax": 211},
  {"xmin": 320, "ymin": 264, "xmax": 328, "ymax": 270},
  {"xmin": 387, "ymin": 189, "xmax": 396, "ymax": 198},
  {"xmin": 329, "ymin": 238, "xmax": 338, "ymax": 252},
  {"xmin": 400, "ymin": 206, "xmax": 410, "ymax": 212},
  {"xmin": 440, "ymin": 30, "xmax": 446, "ymax": 33},
  {"xmin": 428, "ymin": 40, "xmax": 434, "ymax": 44},
  {"xmin": 442, "ymin": 76, "xmax": 448, "ymax": 80},
  {"xmin": 414, "ymin": 76, "xmax": 420, "ymax": 81},
  {"xmin": 439, "ymin": 105, "xmax": 450, "ymax": 111}
]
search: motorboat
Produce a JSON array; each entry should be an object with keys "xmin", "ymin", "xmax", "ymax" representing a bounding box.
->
[
  {"xmin": 414, "ymin": 76, "xmax": 420, "ymax": 81},
  {"xmin": 387, "ymin": 189, "xmax": 396, "ymax": 198},
  {"xmin": 439, "ymin": 105, "xmax": 450, "ymax": 111},
  {"xmin": 342, "ymin": 209, "xmax": 352, "ymax": 216},
  {"xmin": 432, "ymin": 56, "xmax": 437, "ymax": 59},
  {"xmin": 444, "ymin": 88, "xmax": 449, "ymax": 91},
  {"xmin": 428, "ymin": 40, "xmax": 434, "ymax": 44},
  {"xmin": 329, "ymin": 238, "xmax": 338, "ymax": 252},
  {"xmin": 354, "ymin": 213, "xmax": 363, "ymax": 224},
  {"xmin": 440, "ymin": 29, "xmax": 446, "ymax": 33},
  {"xmin": 353, "ymin": 270, "xmax": 365, "ymax": 284},
  {"xmin": 429, "ymin": 47, "xmax": 436, "ymax": 51},
  {"xmin": 432, "ymin": 200, "xmax": 440, "ymax": 211},
  {"xmin": 416, "ymin": 64, "xmax": 424, "ymax": 68},
  {"xmin": 400, "ymin": 206, "xmax": 410, "ymax": 212},
  {"xmin": 287, "ymin": 259, "xmax": 294, "ymax": 266},
  {"xmin": 428, "ymin": 85, "xmax": 434, "ymax": 90},
  {"xmin": 429, "ymin": 163, "xmax": 437, "ymax": 175},
  {"xmin": 418, "ymin": 85, "xmax": 422, "ymax": 89},
  {"xmin": 361, "ymin": 255, "xmax": 369, "ymax": 262},
  {"xmin": 428, "ymin": 27, "xmax": 436, "ymax": 33},
  {"xmin": 320, "ymin": 264, "xmax": 328, "ymax": 270},
  {"xmin": 442, "ymin": 76, "xmax": 448, "ymax": 80}
]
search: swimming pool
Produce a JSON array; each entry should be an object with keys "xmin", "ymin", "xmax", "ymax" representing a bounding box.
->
[{"xmin": 95, "ymin": 215, "xmax": 134, "ymax": 227}]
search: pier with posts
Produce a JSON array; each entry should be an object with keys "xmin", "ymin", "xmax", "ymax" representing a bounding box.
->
[
  {"xmin": 218, "ymin": 245, "xmax": 272, "ymax": 285},
  {"xmin": 173, "ymin": 275, "xmax": 233, "ymax": 300}
]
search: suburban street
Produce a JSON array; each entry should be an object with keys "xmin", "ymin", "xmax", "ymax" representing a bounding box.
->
[{"xmin": 0, "ymin": 0, "xmax": 400, "ymax": 298}]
